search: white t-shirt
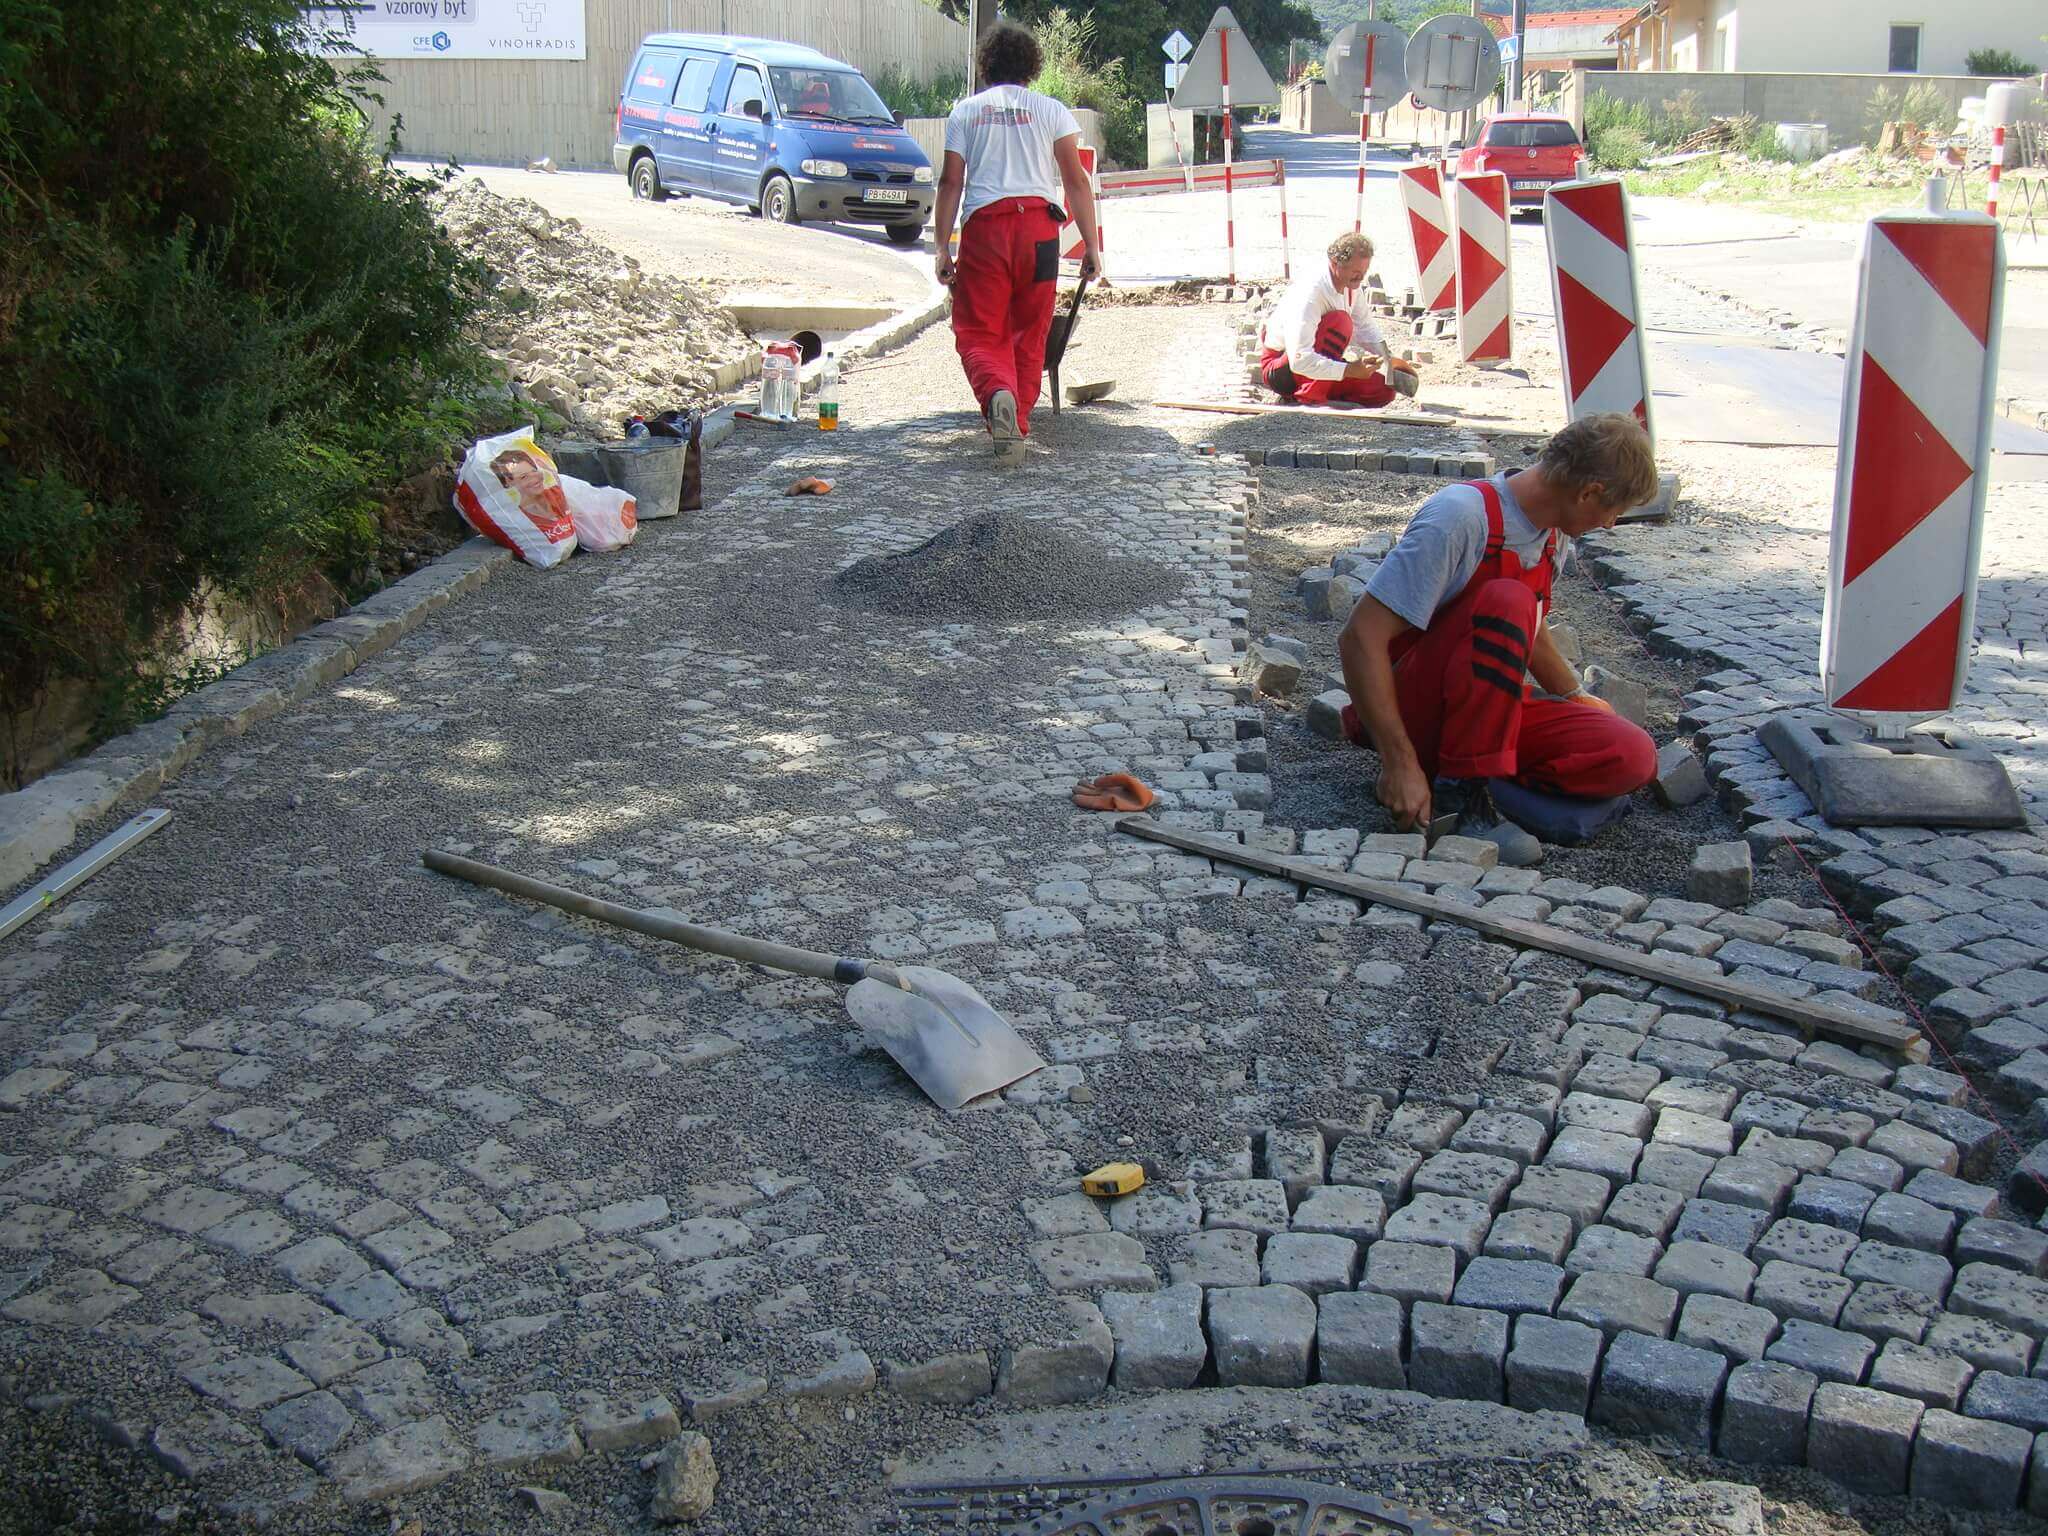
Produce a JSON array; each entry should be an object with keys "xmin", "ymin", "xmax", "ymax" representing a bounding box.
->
[
  {"xmin": 944, "ymin": 84, "xmax": 1081, "ymax": 222},
  {"xmin": 1260, "ymin": 264, "xmax": 1388, "ymax": 381}
]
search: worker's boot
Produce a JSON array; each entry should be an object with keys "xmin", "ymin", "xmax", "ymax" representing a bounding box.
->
[
  {"xmin": 988, "ymin": 390, "xmax": 1026, "ymax": 466},
  {"xmin": 1432, "ymin": 777, "xmax": 1542, "ymax": 868}
]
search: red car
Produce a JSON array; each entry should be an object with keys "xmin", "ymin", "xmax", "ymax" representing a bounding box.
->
[{"xmin": 1454, "ymin": 113, "xmax": 1589, "ymax": 208}]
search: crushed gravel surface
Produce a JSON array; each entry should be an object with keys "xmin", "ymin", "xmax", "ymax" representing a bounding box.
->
[{"xmin": 833, "ymin": 511, "xmax": 1185, "ymax": 621}]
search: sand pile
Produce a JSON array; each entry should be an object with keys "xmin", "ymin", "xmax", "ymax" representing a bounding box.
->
[
  {"xmin": 833, "ymin": 512, "xmax": 1183, "ymax": 621},
  {"xmin": 436, "ymin": 179, "xmax": 753, "ymax": 433}
]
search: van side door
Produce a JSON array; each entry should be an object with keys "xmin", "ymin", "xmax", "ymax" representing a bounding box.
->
[
  {"xmin": 621, "ymin": 47, "xmax": 681, "ymax": 172},
  {"xmin": 712, "ymin": 60, "xmax": 772, "ymax": 201},
  {"xmin": 659, "ymin": 51, "xmax": 723, "ymax": 191}
]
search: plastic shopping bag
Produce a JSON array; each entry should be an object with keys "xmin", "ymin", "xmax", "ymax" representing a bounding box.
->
[
  {"xmin": 454, "ymin": 426, "xmax": 579, "ymax": 568},
  {"xmin": 561, "ymin": 474, "xmax": 639, "ymax": 552}
]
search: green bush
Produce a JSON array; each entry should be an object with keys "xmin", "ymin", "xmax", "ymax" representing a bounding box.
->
[
  {"xmin": 1033, "ymin": 8, "xmax": 1146, "ymax": 168},
  {"xmin": 1657, "ymin": 88, "xmax": 1707, "ymax": 144},
  {"xmin": 1585, "ymin": 94, "xmax": 1656, "ymax": 169},
  {"xmin": 0, "ymin": 0, "xmax": 494, "ymax": 751},
  {"xmin": 1967, "ymin": 46, "xmax": 2038, "ymax": 76},
  {"xmin": 868, "ymin": 68, "xmax": 968, "ymax": 120}
]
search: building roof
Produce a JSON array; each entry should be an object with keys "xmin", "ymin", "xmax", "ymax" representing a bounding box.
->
[{"xmin": 1479, "ymin": 7, "xmax": 1637, "ymax": 39}]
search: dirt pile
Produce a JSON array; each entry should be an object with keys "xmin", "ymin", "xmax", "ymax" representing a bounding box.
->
[
  {"xmin": 833, "ymin": 511, "xmax": 1183, "ymax": 621},
  {"xmin": 436, "ymin": 179, "xmax": 753, "ymax": 434}
]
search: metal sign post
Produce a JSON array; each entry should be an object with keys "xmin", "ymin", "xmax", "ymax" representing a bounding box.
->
[
  {"xmin": 1163, "ymin": 28, "xmax": 1194, "ymax": 189},
  {"xmin": 1221, "ymin": 25, "xmax": 1237, "ymax": 284},
  {"xmin": 1327, "ymin": 21, "xmax": 1408, "ymax": 235}
]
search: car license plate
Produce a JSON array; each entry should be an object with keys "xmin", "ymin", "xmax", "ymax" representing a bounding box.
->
[
  {"xmin": 1510, "ymin": 177, "xmax": 1551, "ymax": 189},
  {"xmin": 862, "ymin": 188, "xmax": 909, "ymax": 204}
]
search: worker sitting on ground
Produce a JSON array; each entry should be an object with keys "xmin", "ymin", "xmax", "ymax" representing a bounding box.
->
[
  {"xmin": 1259, "ymin": 231, "xmax": 1418, "ymax": 409},
  {"xmin": 932, "ymin": 21, "xmax": 1101, "ymax": 466},
  {"xmin": 1335, "ymin": 412, "xmax": 1661, "ymax": 866}
]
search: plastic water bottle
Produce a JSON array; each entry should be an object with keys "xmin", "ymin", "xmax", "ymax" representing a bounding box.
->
[
  {"xmin": 624, "ymin": 416, "xmax": 650, "ymax": 439},
  {"xmin": 818, "ymin": 351, "xmax": 840, "ymax": 432}
]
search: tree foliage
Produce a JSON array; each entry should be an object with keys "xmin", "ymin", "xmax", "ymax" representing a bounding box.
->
[{"xmin": 999, "ymin": 0, "xmax": 1323, "ymax": 100}]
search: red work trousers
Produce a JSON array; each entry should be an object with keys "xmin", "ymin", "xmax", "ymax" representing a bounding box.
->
[
  {"xmin": 1352, "ymin": 577, "xmax": 1658, "ymax": 797},
  {"xmin": 951, "ymin": 196, "xmax": 1061, "ymax": 436},
  {"xmin": 1259, "ymin": 309, "xmax": 1396, "ymax": 408}
]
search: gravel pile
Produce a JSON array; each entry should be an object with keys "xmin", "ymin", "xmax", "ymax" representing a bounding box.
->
[
  {"xmin": 832, "ymin": 511, "xmax": 1184, "ymax": 621},
  {"xmin": 436, "ymin": 180, "xmax": 753, "ymax": 433}
]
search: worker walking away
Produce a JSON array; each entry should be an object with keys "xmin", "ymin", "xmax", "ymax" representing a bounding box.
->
[
  {"xmin": 1260, "ymin": 232, "xmax": 1418, "ymax": 408},
  {"xmin": 1335, "ymin": 413, "xmax": 1661, "ymax": 865},
  {"xmin": 933, "ymin": 21, "xmax": 1101, "ymax": 466}
]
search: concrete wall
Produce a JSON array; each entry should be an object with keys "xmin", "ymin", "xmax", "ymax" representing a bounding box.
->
[
  {"xmin": 905, "ymin": 107, "xmax": 1102, "ymax": 169},
  {"xmin": 1281, "ymin": 81, "xmax": 1351, "ymax": 135},
  {"xmin": 1563, "ymin": 68, "xmax": 2025, "ymax": 144},
  {"xmin": 1728, "ymin": 0, "xmax": 2042, "ymax": 76},
  {"xmin": 363, "ymin": 0, "xmax": 967, "ymax": 169}
]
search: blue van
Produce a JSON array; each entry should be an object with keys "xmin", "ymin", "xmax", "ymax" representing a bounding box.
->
[{"xmin": 613, "ymin": 34, "xmax": 936, "ymax": 246}]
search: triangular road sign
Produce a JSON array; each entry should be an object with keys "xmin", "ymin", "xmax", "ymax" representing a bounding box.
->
[{"xmin": 1169, "ymin": 6, "xmax": 1279, "ymax": 112}]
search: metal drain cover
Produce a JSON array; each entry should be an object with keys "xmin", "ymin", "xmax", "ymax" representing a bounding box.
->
[{"xmin": 1020, "ymin": 1475, "xmax": 1470, "ymax": 1536}]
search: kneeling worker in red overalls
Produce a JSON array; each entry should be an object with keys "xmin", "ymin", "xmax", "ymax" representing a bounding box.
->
[
  {"xmin": 1336, "ymin": 413, "xmax": 1661, "ymax": 865},
  {"xmin": 933, "ymin": 22, "xmax": 1101, "ymax": 465},
  {"xmin": 1260, "ymin": 232, "xmax": 1418, "ymax": 408}
]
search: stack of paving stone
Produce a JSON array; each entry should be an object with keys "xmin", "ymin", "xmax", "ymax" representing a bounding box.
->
[
  {"xmin": 1578, "ymin": 525, "xmax": 2048, "ymax": 1216},
  {"xmin": 1018, "ymin": 829, "xmax": 2048, "ymax": 1514},
  {"xmin": 1242, "ymin": 446, "xmax": 1494, "ymax": 474}
]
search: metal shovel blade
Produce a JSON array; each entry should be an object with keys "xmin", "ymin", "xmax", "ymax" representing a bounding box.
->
[{"xmin": 844, "ymin": 966, "xmax": 1047, "ymax": 1111}]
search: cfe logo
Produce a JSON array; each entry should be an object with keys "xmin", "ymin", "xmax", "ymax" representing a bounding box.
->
[{"xmin": 432, "ymin": 29, "xmax": 451, "ymax": 48}]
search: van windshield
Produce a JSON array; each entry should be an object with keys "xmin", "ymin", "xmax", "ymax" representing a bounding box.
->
[{"xmin": 769, "ymin": 67, "xmax": 895, "ymax": 124}]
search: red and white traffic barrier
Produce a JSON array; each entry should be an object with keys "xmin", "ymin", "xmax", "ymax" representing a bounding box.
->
[
  {"xmin": 1058, "ymin": 145, "xmax": 1099, "ymax": 274},
  {"xmin": 1397, "ymin": 162, "xmax": 1455, "ymax": 312},
  {"xmin": 1094, "ymin": 157, "xmax": 1288, "ymax": 282},
  {"xmin": 1822, "ymin": 214, "xmax": 2005, "ymax": 717},
  {"xmin": 1454, "ymin": 169, "xmax": 1512, "ymax": 365},
  {"xmin": 1543, "ymin": 176, "xmax": 1652, "ymax": 434},
  {"xmin": 1220, "ymin": 25, "xmax": 1238, "ymax": 284},
  {"xmin": 1990, "ymin": 124, "xmax": 2005, "ymax": 219}
]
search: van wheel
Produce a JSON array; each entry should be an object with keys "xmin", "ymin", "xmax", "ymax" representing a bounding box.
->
[
  {"xmin": 762, "ymin": 173, "xmax": 798, "ymax": 224},
  {"xmin": 631, "ymin": 156, "xmax": 666, "ymax": 201},
  {"xmin": 885, "ymin": 222, "xmax": 924, "ymax": 247}
]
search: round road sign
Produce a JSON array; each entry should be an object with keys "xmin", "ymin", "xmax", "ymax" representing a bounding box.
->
[
  {"xmin": 1324, "ymin": 20, "xmax": 1410, "ymax": 114},
  {"xmin": 1404, "ymin": 13, "xmax": 1502, "ymax": 114}
]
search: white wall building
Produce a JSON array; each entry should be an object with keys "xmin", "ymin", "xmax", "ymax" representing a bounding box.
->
[{"xmin": 1615, "ymin": 0, "xmax": 2044, "ymax": 75}]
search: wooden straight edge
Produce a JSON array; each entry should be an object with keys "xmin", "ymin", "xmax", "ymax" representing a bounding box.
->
[
  {"xmin": 1115, "ymin": 816, "xmax": 1924, "ymax": 1059},
  {"xmin": 1153, "ymin": 399, "xmax": 1543, "ymax": 436}
]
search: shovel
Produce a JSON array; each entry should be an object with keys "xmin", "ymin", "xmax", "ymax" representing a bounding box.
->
[
  {"xmin": 422, "ymin": 850, "xmax": 1046, "ymax": 1111},
  {"xmin": 1043, "ymin": 273, "xmax": 1091, "ymax": 418}
]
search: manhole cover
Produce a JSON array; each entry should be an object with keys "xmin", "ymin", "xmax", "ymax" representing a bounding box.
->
[{"xmin": 1026, "ymin": 1476, "xmax": 1469, "ymax": 1536}]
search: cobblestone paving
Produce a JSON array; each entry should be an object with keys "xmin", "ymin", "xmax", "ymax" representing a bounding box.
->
[{"xmin": 3, "ymin": 304, "xmax": 2047, "ymax": 1526}]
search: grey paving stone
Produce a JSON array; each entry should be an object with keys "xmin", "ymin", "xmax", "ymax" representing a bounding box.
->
[
  {"xmin": 1866, "ymin": 1121, "xmax": 1959, "ymax": 1178},
  {"xmin": 1566, "ymin": 1224, "xmax": 1663, "ymax": 1278},
  {"xmin": 1199, "ymin": 1180, "xmax": 1291, "ymax": 1236},
  {"xmin": 1868, "ymin": 1340, "xmax": 1974, "ymax": 1411},
  {"xmin": 1381, "ymin": 1194, "xmax": 1491, "ymax": 1262},
  {"xmin": 1655, "ymin": 1241, "xmax": 1757, "ymax": 1302},
  {"xmin": 1165, "ymin": 1230, "xmax": 1261, "ymax": 1289},
  {"xmin": 260, "ymin": 1390, "xmax": 355, "ymax": 1467},
  {"xmin": 1923, "ymin": 1312, "xmax": 2036, "ymax": 1376},
  {"xmin": 1767, "ymin": 1320, "xmax": 1877, "ymax": 1385},
  {"xmin": 1451, "ymin": 1109, "xmax": 1549, "ymax": 1166},
  {"xmin": 1638, "ymin": 1146, "xmax": 1720, "ymax": 1201},
  {"xmin": 1653, "ymin": 1109, "xmax": 1734, "ymax": 1160},
  {"xmin": 1672, "ymin": 1199, "xmax": 1770, "ymax": 1254},
  {"xmin": 1840, "ymin": 1282, "xmax": 1940, "ymax": 1345},
  {"xmin": 1030, "ymin": 1233, "xmax": 1157, "ymax": 1293},
  {"xmin": 1559, "ymin": 1092, "xmax": 1654, "ymax": 1140},
  {"xmin": 882, "ymin": 1353, "xmax": 992, "ymax": 1406},
  {"xmin": 1408, "ymin": 1302, "xmax": 1509, "ymax": 1403},
  {"xmin": 1754, "ymin": 1218, "xmax": 1858, "ymax": 1274},
  {"xmin": 1592, "ymin": 1331, "xmax": 1728, "ymax": 1449},
  {"xmin": 1385, "ymin": 1102, "xmax": 1466, "ymax": 1153},
  {"xmin": 1328, "ymin": 1141, "xmax": 1422, "ymax": 1202},
  {"xmin": 1646, "ymin": 1079, "xmax": 1739, "ymax": 1120},
  {"xmin": 1260, "ymin": 1233, "xmax": 1358, "ymax": 1297},
  {"xmin": 1290, "ymin": 1186, "xmax": 1386, "ymax": 1244},
  {"xmin": 1719, "ymin": 1361, "xmax": 1818, "ymax": 1466},
  {"xmin": 1955, "ymin": 1218, "xmax": 2048, "ymax": 1277},
  {"xmin": 1909, "ymin": 1408, "xmax": 2032, "ymax": 1511},
  {"xmin": 1676, "ymin": 1293, "xmax": 1779, "ymax": 1363},
  {"xmin": 1558, "ymin": 1272, "xmax": 1680, "ymax": 1340},
  {"xmin": 1751, "ymin": 1261, "xmax": 1853, "ymax": 1325},
  {"xmin": 1737, "ymin": 1131, "xmax": 1834, "ymax": 1175},
  {"xmin": 182, "ymin": 1354, "xmax": 316, "ymax": 1412},
  {"xmin": 1574, "ymin": 1053, "xmax": 1661, "ymax": 1101},
  {"xmin": 576, "ymin": 1397, "xmax": 682, "ymax": 1452},
  {"xmin": 1809, "ymin": 1383, "xmax": 1924, "ymax": 1496},
  {"xmin": 1734, "ymin": 1094, "xmax": 1810, "ymax": 1138},
  {"xmin": 1485, "ymin": 1207, "xmax": 1574, "ymax": 1266},
  {"xmin": 1963, "ymin": 1371, "xmax": 2048, "ymax": 1433},
  {"xmin": 1206, "ymin": 1285, "xmax": 1316, "ymax": 1388},
  {"xmin": 1862, "ymin": 1193, "xmax": 1957, "ymax": 1254},
  {"xmin": 1844, "ymin": 1241, "xmax": 1952, "ymax": 1301},
  {"xmin": 1903, "ymin": 1170, "xmax": 2000, "ymax": 1223},
  {"xmin": 2033, "ymin": 1433, "xmax": 2048, "ymax": 1519},
  {"xmin": 1507, "ymin": 1314, "xmax": 1604, "ymax": 1417},
  {"xmin": 1316, "ymin": 1290, "xmax": 1406, "ymax": 1389},
  {"xmin": 1264, "ymin": 1126, "xmax": 1327, "ymax": 1206},
  {"xmin": 1412, "ymin": 1151, "xmax": 1521, "ymax": 1212},
  {"xmin": 997, "ymin": 1298, "xmax": 1113, "ymax": 1407},
  {"xmin": 280, "ymin": 1320, "xmax": 384, "ymax": 1389},
  {"xmin": 1546, "ymin": 1127, "xmax": 1643, "ymax": 1183},
  {"xmin": 1949, "ymin": 1263, "xmax": 2048, "ymax": 1335},
  {"xmin": 1506, "ymin": 1165, "xmax": 1612, "ymax": 1234},
  {"xmin": 1787, "ymin": 1176, "xmax": 1877, "ymax": 1233},
  {"xmin": 1701, "ymin": 1156, "xmax": 1799, "ymax": 1216},
  {"xmin": 475, "ymin": 1391, "xmax": 582, "ymax": 1472},
  {"xmin": 1603, "ymin": 1183, "xmax": 1685, "ymax": 1241},
  {"xmin": 1827, "ymin": 1147, "xmax": 1906, "ymax": 1192},
  {"xmin": 1101, "ymin": 1285, "xmax": 1208, "ymax": 1390},
  {"xmin": 1362, "ymin": 1241, "xmax": 1456, "ymax": 1307},
  {"xmin": 327, "ymin": 1416, "xmax": 469, "ymax": 1503},
  {"xmin": 1452, "ymin": 1257, "xmax": 1566, "ymax": 1317}
]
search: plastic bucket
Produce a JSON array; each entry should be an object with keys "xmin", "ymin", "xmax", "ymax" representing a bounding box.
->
[{"xmin": 594, "ymin": 438, "xmax": 688, "ymax": 520}]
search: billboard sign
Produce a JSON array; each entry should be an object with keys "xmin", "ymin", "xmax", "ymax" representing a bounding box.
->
[{"xmin": 307, "ymin": 0, "xmax": 587, "ymax": 60}]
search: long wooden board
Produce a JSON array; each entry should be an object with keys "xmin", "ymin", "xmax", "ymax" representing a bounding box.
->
[
  {"xmin": 1155, "ymin": 399, "xmax": 1542, "ymax": 436},
  {"xmin": 1116, "ymin": 816, "xmax": 1924, "ymax": 1059}
]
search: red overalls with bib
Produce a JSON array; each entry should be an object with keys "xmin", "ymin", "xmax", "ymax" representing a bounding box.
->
[
  {"xmin": 952, "ymin": 195, "xmax": 1063, "ymax": 436},
  {"xmin": 1343, "ymin": 480, "xmax": 1656, "ymax": 797}
]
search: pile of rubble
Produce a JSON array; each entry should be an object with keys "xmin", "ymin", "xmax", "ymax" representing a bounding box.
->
[{"xmin": 435, "ymin": 180, "xmax": 754, "ymax": 433}]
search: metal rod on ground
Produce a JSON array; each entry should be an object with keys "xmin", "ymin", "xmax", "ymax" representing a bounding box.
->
[
  {"xmin": 1113, "ymin": 817, "xmax": 1926, "ymax": 1058},
  {"xmin": 1278, "ymin": 163, "xmax": 1292, "ymax": 282},
  {"xmin": 1354, "ymin": 32, "xmax": 1376, "ymax": 232},
  {"xmin": 1221, "ymin": 26, "xmax": 1237, "ymax": 285},
  {"xmin": 0, "ymin": 809, "xmax": 172, "ymax": 943}
]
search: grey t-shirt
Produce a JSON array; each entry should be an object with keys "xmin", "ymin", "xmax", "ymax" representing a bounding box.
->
[{"xmin": 1363, "ymin": 473, "xmax": 1565, "ymax": 633}]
